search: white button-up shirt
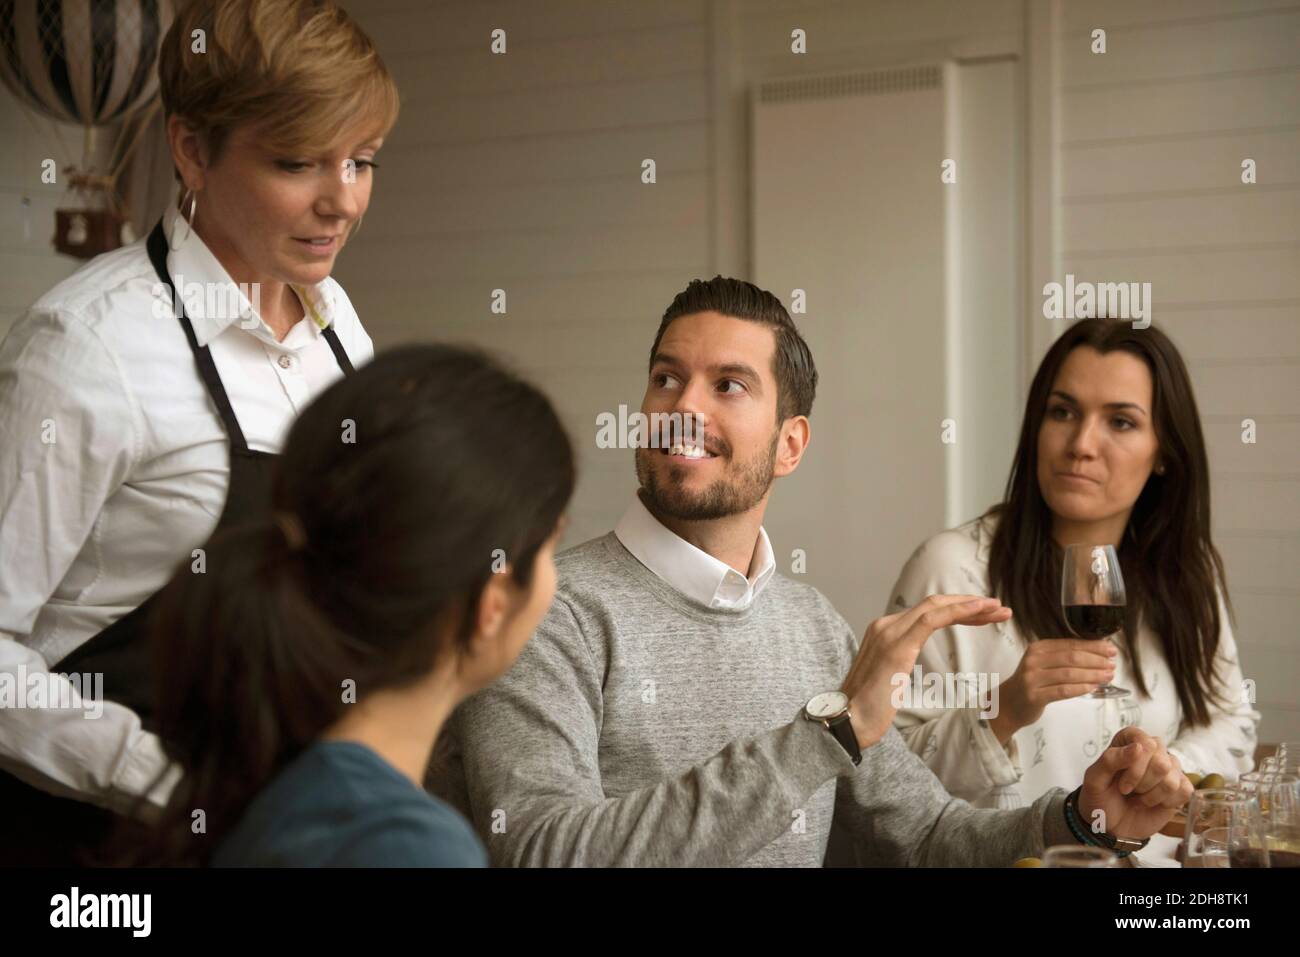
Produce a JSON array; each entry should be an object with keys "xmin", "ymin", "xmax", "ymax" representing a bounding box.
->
[
  {"xmin": 614, "ymin": 494, "xmax": 776, "ymax": 610},
  {"xmin": 0, "ymin": 206, "xmax": 373, "ymax": 810},
  {"xmin": 890, "ymin": 514, "xmax": 1260, "ymax": 865}
]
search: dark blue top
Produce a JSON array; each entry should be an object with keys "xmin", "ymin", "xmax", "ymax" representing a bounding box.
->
[{"xmin": 213, "ymin": 740, "xmax": 487, "ymax": 867}]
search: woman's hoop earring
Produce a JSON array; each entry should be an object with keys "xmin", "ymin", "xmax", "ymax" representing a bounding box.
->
[
  {"xmin": 350, "ymin": 214, "xmax": 363, "ymax": 239},
  {"xmin": 170, "ymin": 190, "xmax": 197, "ymax": 250}
]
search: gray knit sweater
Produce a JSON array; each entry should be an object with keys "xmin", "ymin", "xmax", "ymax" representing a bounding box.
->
[{"xmin": 431, "ymin": 532, "xmax": 1077, "ymax": 866}]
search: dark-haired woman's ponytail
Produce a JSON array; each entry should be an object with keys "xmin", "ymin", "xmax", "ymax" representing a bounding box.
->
[{"xmin": 125, "ymin": 518, "xmax": 353, "ymax": 865}]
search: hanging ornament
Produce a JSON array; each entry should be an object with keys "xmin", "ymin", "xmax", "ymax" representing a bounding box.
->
[{"xmin": 0, "ymin": 1, "xmax": 175, "ymax": 258}]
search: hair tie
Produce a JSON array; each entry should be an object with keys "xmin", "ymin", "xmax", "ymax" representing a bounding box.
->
[{"xmin": 273, "ymin": 511, "xmax": 308, "ymax": 552}]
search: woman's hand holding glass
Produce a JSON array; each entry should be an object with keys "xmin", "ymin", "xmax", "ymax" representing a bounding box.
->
[{"xmin": 987, "ymin": 639, "xmax": 1118, "ymax": 744}]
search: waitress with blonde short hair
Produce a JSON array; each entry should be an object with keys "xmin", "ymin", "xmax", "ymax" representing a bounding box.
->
[{"xmin": 0, "ymin": 0, "xmax": 398, "ymax": 864}]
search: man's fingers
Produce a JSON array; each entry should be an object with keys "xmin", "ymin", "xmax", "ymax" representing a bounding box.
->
[
  {"xmin": 1095, "ymin": 729, "xmax": 1165, "ymax": 796},
  {"xmin": 1117, "ymin": 741, "xmax": 1155, "ymax": 794},
  {"xmin": 1136, "ymin": 760, "xmax": 1193, "ymax": 809},
  {"xmin": 961, "ymin": 609, "xmax": 1014, "ymax": 627},
  {"xmin": 1108, "ymin": 726, "xmax": 1146, "ymax": 748},
  {"xmin": 1128, "ymin": 744, "xmax": 1189, "ymax": 807},
  {"xmin": 903, "ymin": 599, "xmax": 1008, "ymax": 646},
  {"xmin": 865, "ymin": 610, "xmax": 905, "ymax": 636},
  {"xmin": 1086, "ymin": 738, "xmax": 1148, "ymax": 792},
  {"xmin": 890, "ymin": 594, "xmax": 1000, "ymax": 636},
  {"xmin": 1130, "ymin": 750, "xmax": 1174, "ymax": 794}
]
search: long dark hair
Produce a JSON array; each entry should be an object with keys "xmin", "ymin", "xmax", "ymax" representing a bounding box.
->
[
  {"xmin": 986, "ymin": 319, "xmax": 1232, "ymax": 727},
  {"xmin": 132, "ymin": 345, "xmax": 575, "ymax": 865}
]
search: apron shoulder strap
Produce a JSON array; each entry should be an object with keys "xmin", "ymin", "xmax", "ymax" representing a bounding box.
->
[
  {"xmin": 146, "ymin": 221, "xmax": 252, "ymax": 454},
  {"xmin": 321, "ymin": 325, "xmax": 355, "ymax": 374}
]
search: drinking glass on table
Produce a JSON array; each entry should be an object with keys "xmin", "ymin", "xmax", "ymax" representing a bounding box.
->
[
  {"xmin": 1182, "ymin": 789, "xmax": 1268, "ymax": 868},
  {"xmin": 1239, "ymin": 772, "xmax": 1300, "ymax": 868},
  {"xmin": 1199, "ymin": 827, "xmax": 1231, "ymax": 868},
  {"xmin": 1043, "ymin": 845, "xmax": 1118, "ymax": 868},
  {"xmin": 1262, "ymin": 744, "xmax": 1300, "ymax": 776},
  {"xmin": 1238, "ymin": 771, "xmax": 1298, "ymax": 808},
  {"xmin": 1060, "ymin": 544, "xmax": 1129, "ymax": 699}
]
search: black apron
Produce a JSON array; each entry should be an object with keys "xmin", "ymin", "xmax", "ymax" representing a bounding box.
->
[{"xmin": 0, "ymin": 220, "xmax": 354, "ymax": 866}]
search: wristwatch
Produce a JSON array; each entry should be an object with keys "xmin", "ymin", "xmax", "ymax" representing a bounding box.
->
[{"xmin": 803, "ymin": 691, "xmax": 862, "ymax": 766}]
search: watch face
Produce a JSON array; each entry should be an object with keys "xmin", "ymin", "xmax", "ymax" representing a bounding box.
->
[{"xmin": 807, "ymin": 691, "xmax": 849, "ymax": 719}]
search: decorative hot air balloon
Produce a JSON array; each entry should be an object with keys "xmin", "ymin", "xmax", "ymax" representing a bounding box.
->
[{"xmin": 0, "ymin": 0, "xmax": 174, "ymax": 258}]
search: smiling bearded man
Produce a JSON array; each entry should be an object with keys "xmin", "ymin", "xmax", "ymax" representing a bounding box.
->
[{"xmin": 430, "ymin": 276, "xmax": 1193, "ymax": 867}]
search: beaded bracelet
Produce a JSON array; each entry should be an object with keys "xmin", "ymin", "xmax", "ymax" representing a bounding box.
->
[{"xmin": 1063, "ymin": 786, "xmax": 1136, "ymax": 859}]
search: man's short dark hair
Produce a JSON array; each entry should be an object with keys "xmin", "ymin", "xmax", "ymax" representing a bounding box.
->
[{"xmin": 649, "ymin": 276, "xmax": 818, "ymax": 421}]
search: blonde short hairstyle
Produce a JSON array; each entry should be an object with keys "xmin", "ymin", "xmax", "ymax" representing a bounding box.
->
[{"xmin": 159, "ymin": 0, "xmax": 399, "ymax": 165}]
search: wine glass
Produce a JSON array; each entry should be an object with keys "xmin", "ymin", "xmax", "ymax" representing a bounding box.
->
[
  {"xmin": 1225, "ymin": 798, "xmax": 1271, "ymax": 868},
  {"xmin": 1263, "ymin": 743, "xmax": 1300, "ymax": 775},
  {"xmin": 1181, "ymin": 789, "xmax": 1268, "ymax": 868},
  {"xmin": 1238, "ymin": 772, "xmax": 1300, "ymax": 868},
  {"xmin": 1060, "ymin": 543, "xmax": 1129, "ymax": 699},
  {"xmin": 1198, "ymin": 827, "xmax": 1231, "ymax": 868},
  {"xmin": 1042, "ymin": 845, "xmax": 1117, "ymax": 868},
  {"xmin": 1238, "ymin": 771, "xmax": 1298, "ymax": 810}
]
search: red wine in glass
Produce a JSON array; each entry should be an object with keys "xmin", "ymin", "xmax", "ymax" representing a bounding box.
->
[
  {"xmin": 1227, "ymin": 847, "xmax": 1269, "ymax": 868},
  {"xmin": 1064, "ymin": 605, "xmax": 1126, "ymax": 641},
  {"xmin": 1061, "ymin": 544, "xmax": 1129, "ymax": 699}
]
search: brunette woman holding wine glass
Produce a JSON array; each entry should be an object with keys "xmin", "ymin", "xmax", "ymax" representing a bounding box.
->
[
  {"xmin": 887, "ymin": 318, "xmax": 1258, "ymax": 863},
  {"xmin": 1061, "ymin": 542, "xmax": 1128, "ymax": 698}
]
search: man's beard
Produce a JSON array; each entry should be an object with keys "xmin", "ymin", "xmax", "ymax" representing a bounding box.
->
[{"xmin": 635, "ymin": 429, "xmax": 779, "ymax": 521}]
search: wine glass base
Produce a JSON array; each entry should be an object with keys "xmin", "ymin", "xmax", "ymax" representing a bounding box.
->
[{"xmin": 1086, "ymin": 685, "xmax": 1130, "ymax": 699}]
